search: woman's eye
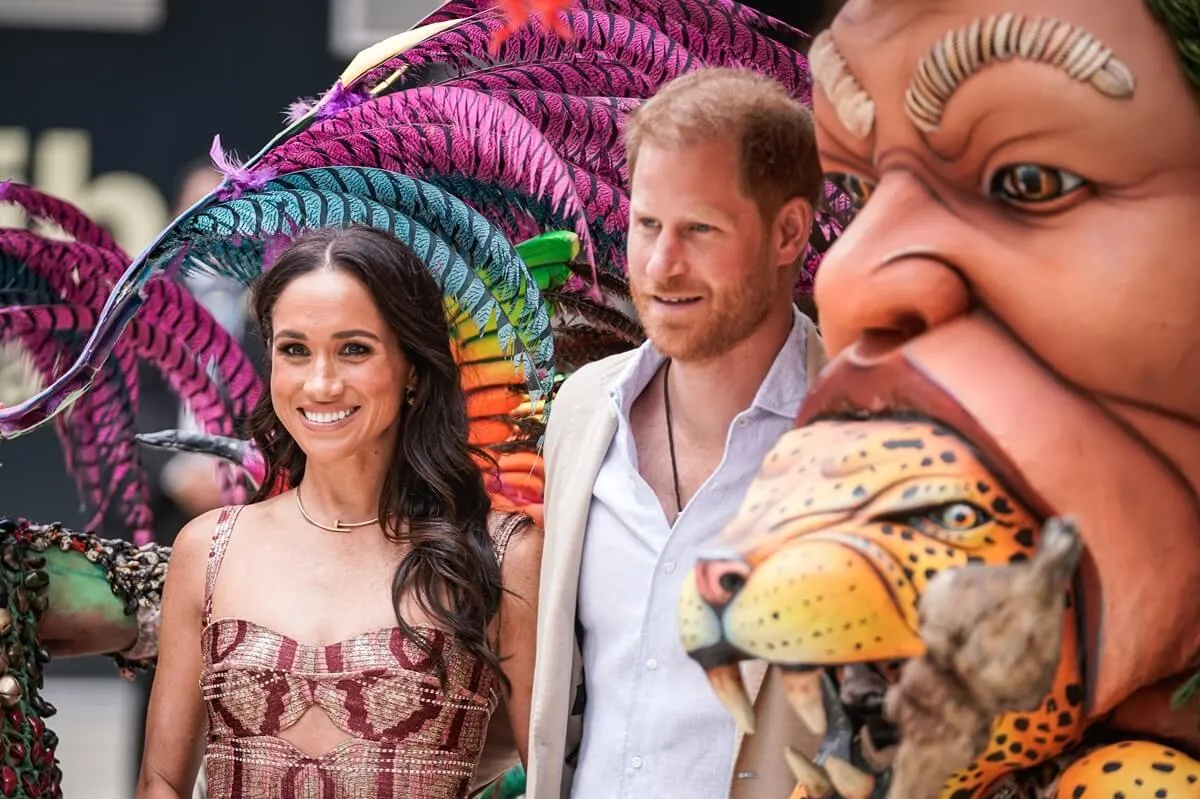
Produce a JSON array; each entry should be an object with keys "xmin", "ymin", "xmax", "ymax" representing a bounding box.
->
[
  {"xmin": 277, "ymin": 343, "xmax": 307, "ymax": 357},
  {"xmin": 341, "ymin": 343, "xmax": 371, "ymax": 356},
  {"xmin": 989, "ymin": 164, "xmax": 1087, "ymax": 206},
  {"xmin": 827, "ymin": 172, "xmax": 876, "ymax": 209}
]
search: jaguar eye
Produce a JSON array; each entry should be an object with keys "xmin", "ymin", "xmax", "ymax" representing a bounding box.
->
[
  {"xmin": 990, "ymin": 164, "xmax": 1086, "ymax": 206},
  {"xmin": 928, "ymin": 502, "xmax": 991, "ymax": 531},
  {"xmin": 877, "ymin": 500, "xmax": 994, "ymax": 535},
  {"xmin": 828, "ymin": 172, "xmax": 876, "ymax": 208}
]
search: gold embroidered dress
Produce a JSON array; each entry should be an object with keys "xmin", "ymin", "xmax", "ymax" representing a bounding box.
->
[{"xmin": 198, "ymin": 505, "xmax": 517, "ymax": 799}]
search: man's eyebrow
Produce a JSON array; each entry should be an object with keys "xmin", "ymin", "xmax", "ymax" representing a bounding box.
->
[{"xmin": 905, "ymin": 13, "xmax": 1135, "ymax": 134}]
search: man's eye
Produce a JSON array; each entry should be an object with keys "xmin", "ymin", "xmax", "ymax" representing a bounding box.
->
[
  {"xmin": 989, "ymin": 164, "xmax": 1087, "ymax": 206},
  {"xmin": 827, "ymin": 172, "xmax": 876, "ymax": 208}
]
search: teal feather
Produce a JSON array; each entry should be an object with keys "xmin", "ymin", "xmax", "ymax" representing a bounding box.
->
[
  {"xmin": 157, "ymin": 187, "xmax": 554, "ymax": 398},
  {"xmin": 264, "ymin": 167, "xmax": 552, "ymax": 348}
]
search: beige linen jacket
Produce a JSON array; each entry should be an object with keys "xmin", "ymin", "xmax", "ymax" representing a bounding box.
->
[{"xmin": 525, "ymin": 316, "xmax": 828, "ymax": 798}]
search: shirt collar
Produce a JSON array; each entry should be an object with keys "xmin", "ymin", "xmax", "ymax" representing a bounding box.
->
[{"xmin": 609, "ymin": 307, "xmax": 811, "ymax": 420}]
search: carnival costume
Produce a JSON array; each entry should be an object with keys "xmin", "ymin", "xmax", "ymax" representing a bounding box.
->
[
  {"xmin": 0, "ymin": 1, "xmax": 849, "ymax": 795},
  {"xmin": 676, "ymin": 0, "xmax": 1200, "ymax": 797}
]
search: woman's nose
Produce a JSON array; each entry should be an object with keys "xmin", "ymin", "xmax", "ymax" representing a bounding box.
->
[
  {"xmin": 815, "ymin": 176, "xmax": 972, "ymax": 359},
  {"xmin": 304, "ymin": 361, "xmax": 343, "ymax": 398}
]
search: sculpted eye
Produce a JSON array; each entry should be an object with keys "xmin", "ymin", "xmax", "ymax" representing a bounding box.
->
[
  {"xmin": 827, "ymin": 172, "xmax": 876, "ymax": 208},
  {"xmin": 876, "ymin": 500, "xmax": 994, "ymax": 535},
  {"xmin": 924, "ymin": 502, "xmax": 992, "ymax": 532},
  {"xmin": 990, "ymin": 164, "xmax": 1086, "ymax": 206}
]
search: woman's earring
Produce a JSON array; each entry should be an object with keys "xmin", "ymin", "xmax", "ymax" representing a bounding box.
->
[{"xmin": 404, "ymin": 384, "xmax": 416, "ymax": 406}]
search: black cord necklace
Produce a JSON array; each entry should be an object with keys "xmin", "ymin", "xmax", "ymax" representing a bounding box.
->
[{"xmin": 663, "ymin": 359, "xmax": 683, "ymax": 516}]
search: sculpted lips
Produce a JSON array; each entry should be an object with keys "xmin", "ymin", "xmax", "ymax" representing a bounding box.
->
[{"xmin": 678, "ymin": 352, "xmax": 1067, "ymax": 797}]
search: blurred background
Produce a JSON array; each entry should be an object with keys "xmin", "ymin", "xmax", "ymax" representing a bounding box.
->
[{"xmin": 0, "ymin": 0, "xmax": 833, "ymax": 795}]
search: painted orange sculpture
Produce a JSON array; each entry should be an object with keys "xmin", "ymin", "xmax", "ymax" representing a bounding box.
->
[{"xmin": 678, "ymin": 0, "xmax": 1200, "ymax": 796}]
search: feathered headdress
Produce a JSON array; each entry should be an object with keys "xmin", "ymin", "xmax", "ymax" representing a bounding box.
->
[
  {"xmin": 0, "ymin": 181, "xmax": 258, "ymax": 545},
  {"xmin": 0, "ymin": 0, "xmax": 850, "ymax": 534}
]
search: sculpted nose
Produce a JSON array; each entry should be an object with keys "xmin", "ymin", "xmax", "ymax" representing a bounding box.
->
[
  {"xmin": 694, "ymin": 552, "xmax": 751, "ymax": 610},
  {"xmin": 814, "ymin": 176, "xmax": 972, "ymax": 359}
]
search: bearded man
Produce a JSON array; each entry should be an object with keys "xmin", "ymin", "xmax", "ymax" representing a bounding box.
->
[{"xmin": 525, "ymin": 66, "xmax": 829, "ymax": 798}]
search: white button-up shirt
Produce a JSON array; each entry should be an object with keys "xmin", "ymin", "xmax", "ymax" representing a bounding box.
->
[{"xmin": 571, "ymin": 310, "xmax": 812, "ymax": 798}]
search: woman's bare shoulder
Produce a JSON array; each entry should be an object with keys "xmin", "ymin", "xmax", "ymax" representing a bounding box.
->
[
  {"xmin": 172, "ymin": 507, "xmax": 227, "ymax": 562},
  {"xmin": 171, "ymin": 496, "xmax": 282, "ymax": 569}
]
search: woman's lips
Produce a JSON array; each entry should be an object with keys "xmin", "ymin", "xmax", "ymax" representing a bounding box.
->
[{"xmin": 298, "ymin": 406, "xmax": 360, "ymax": 429}]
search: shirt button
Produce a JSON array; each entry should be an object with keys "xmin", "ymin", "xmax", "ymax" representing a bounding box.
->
[
  {"xmin": 663, "ymin": 561, "xmax": 676, "ymax": 574},
  {"xmin": 646, "ymin": 658, "xmax": 659, "ymax": 671},
  {"xmin": 737, "ymin": 418, "xmax": 748, "ymax": 428},
  {"xmin": 631, "ymin": 756, "xmax": 643, "ymax": 769}
]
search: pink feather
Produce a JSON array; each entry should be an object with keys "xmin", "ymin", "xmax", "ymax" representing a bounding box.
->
[
  {"xmin": 210, "ymin": 134, "xmax": 278, "ymax": 200},
  {"xmin": 0, "ymin": 181, "xmax": 124, "ymax": 254}
]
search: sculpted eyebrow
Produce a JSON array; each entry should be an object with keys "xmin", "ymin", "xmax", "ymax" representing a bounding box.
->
[
  {"xmin": 809, "ymin": 30, "xmax": 877, "ymax": 140},
  {"xmin": 905, "ymin": 13, "xmax": 1135, "ymax": 134}
]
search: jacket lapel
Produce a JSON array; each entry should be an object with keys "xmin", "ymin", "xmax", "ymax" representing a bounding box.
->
[{"xmin": 529, "ymin": 356, "xmax": 628, "ymax": 798}]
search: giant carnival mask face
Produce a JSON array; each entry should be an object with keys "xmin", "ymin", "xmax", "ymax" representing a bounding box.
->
[{"xmin": 679, "ymin": 0, "xmax": 1200, "ymax": 796}]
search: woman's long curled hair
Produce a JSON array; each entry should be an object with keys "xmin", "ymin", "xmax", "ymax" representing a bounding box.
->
[{"xmin": 245, "ymin": 225, "xmax": 503, "ymax": 686}]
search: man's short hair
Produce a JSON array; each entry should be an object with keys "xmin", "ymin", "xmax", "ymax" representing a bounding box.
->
[{"xmin": 624, "ymin": 67, "xmax": 824, "ymax": 220}]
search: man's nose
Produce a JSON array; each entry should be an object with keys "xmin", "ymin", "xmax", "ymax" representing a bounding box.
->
[
  {"xmin": 643, "ymin": 232, "xmax": 683, "ymax": 282},
  {"xmin": 815, "ymin": 176, "xmax": 972, "ymax": 359}
]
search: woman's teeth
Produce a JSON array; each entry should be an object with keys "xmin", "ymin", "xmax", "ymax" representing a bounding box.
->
[{"xmin": 302, "ymin": 408, "xmax": 356, "ymax": 424}]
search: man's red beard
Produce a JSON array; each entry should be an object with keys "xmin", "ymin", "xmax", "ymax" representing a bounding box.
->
[{"xmin": 630, "ymin": 268, "xmax": 781, "ymax": 362}]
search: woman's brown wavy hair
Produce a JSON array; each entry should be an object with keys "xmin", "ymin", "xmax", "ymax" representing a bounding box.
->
[{"xmin": 245, "ymin": 225, "xmax": 503, "ymax": 686}]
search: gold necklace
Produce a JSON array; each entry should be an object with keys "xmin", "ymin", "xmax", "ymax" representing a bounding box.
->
[{"xmin": 294, "ymin": 485, "xmax": 378, "ymax": 533}]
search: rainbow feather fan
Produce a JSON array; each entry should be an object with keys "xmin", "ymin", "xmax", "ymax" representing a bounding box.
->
[{"xmin": 0, "ymin": 0, "xmax": 852, "ymax": 530}]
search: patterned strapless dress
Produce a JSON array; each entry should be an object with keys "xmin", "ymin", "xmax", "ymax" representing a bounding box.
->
[{"xmin": 198, "ymin": 505, "xmax": 520, "ymax": 799}]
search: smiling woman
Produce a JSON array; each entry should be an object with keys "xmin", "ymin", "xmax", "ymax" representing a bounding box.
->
[{"xmin": 135, "ymin": 225, "xmax": 543, "ymax": 799}]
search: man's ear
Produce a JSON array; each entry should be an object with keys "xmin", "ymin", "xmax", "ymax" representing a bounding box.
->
[{"xmin": 774, "ymin": 196, "xmax": 814, "ymax": 268}]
